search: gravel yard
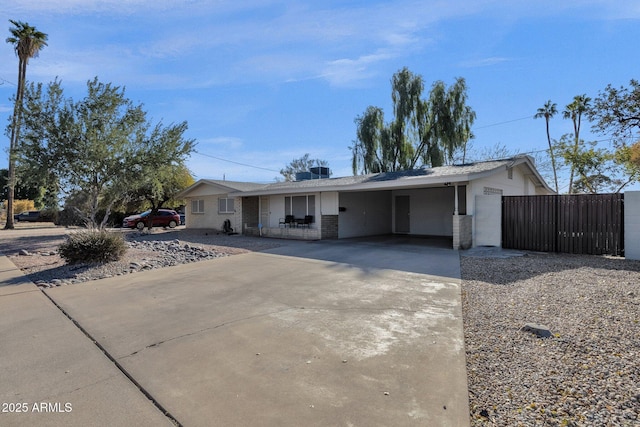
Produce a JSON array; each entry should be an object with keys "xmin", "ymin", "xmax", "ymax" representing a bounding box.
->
[
  {"xmin": 2, "ymin": 226, "xmax": 639, "ymax": 425},
  {"xmin": 461, "ymin": 252, "xmax": 640, "ymax": 426},
  {"xmin": 2, "ymin": 227, "xmax": 281, "ymax": 287}
]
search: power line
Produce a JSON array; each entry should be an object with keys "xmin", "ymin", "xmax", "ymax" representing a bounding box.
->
[
  {"xmin": 0, "ymin": 77, "xmax": 17, "ymax": 86},
  {"xmin": 193, "ymin": 150, "xmax": 280, "ymax": 173},
  {"xmin": 474, "ymin": 115, "xmax": 534, "ymax": 130}
]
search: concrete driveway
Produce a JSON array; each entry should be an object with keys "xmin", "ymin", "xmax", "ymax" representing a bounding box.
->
[{"xmin": 1, "ymin": 237, "xmax": 469, "ymax": 426}]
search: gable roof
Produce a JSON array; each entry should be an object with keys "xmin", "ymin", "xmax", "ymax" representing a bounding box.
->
[
  {"xmin": 233, "ymin": 155, "xmax": 553, "ymax": 196},
  {"xmin": 176, "ymin": 179, "xmax": 268, "ymax": 198}
]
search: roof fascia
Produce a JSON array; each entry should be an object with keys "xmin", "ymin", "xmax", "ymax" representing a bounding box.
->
[
  {"xmin": 232, "ymin": 174, "xmax": 474, "ymax": 197},
  {"xmin": 177, "ymin": 179, "xmax": 241, "ymax": 198},
  {"xmin": 511, "ymin": 156, "xmax": 555, "ymax": 193}
]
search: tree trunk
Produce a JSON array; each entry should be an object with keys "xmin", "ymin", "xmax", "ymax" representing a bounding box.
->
[
  {"xmin": 567, "ymin": 118, "xmax": 580, "ymax": 194},
  {"xmin": 4, "ymin": 58, "xmax": 26, "ymax": 230},
  {"xmin": 546, "ymin": 119, "xmax": 559, "ymax": 193}
]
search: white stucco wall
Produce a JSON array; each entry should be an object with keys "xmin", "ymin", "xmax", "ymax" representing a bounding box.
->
[
  {"xmin": 320, "ymin": 192, "xmax": 339, "ymax": 215},
  {"xmin": 470, "ymin": 166, "xmax": 530, "ymax": 198},
  {"xmin": 625, "ymin": 191, "xmax": 640, "ymax": 260},
  {"xmin": 474, "ymin": 195, "xmax": 502, "ymax": 247},
  {"xmin": 185, "ymin": 185, "xmax": 242, "ymax": 232},
  {"xmin": 185, "ymin": 193, "xmax": 241, "ymax": 230},
  {"xmin": 338, "ymin": 191, "xmax": 392, "ymax": 238},
  {"xmin": 392, "ymin": 187, "xmax": 455, "ymax": 236}
]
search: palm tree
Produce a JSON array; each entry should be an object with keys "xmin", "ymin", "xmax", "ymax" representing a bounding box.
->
[
  {"xmin": 563, "ymin": 95, "xmax": 591, "ymax": 194},
  {"xmin": 4, "ymin": 20, "xmax": 48, "ymax": 229},
  {"xmin": 534, "ymin": 100, "xmax": 559, "ymax": 192}
]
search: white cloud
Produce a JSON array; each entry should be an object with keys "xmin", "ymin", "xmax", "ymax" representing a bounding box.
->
[
  {"xmin": 459, "ymin": 56, "xmax": 511, "ymax": 68},
  {"xmin": 198, "ymin": 136, "xmax": 244, "ymax": 150},
  {"xmin": 321, "ymin": 50, "xmax": 396, "ymax": 87}
]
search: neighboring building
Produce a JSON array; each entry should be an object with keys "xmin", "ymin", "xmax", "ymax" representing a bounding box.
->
[
  {"xmin": 177, "ymin": 155, "xmax": 554, "ymax": 249},
  {"xmin": 176, "ymin": 180, "xmax": 267, "ymax": 231}
]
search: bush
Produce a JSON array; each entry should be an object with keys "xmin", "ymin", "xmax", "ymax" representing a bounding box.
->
[
  {"xmin": 39, "ymin": 208, "xmax": 59, "ymax": 223},
  {"xmin": 3, "ymin": 199, "xmax": 35, "ymax": 215},
  {"xmin": 56, "ymin": 208, "xmax": 86, "ymax": 227},
  {"xmin": 59, "ymin": 229, "xmax": 127, "ymax": 264}
]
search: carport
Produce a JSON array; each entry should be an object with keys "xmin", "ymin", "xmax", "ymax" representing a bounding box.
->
[
  {"xmin": 336, "ymin": 185, "xmax": 466, "ymax": 239},
  {"xmin": 238, "ymin": 178, "xmax": 468, "ymax": 246}
]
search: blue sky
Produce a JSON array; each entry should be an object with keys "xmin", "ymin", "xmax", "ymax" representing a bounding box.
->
[{"xmin": 2, "ymin": 1, "xmax": 639, "ymax": 191}]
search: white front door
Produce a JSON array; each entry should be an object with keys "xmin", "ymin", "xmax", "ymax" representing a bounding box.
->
[{"xmin": 260, "ymin": 197, "xmax": 270, "ymax": 228}]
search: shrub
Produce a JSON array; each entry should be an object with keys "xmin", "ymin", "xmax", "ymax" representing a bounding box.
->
[
  {"xmin": 39, "ymin": 208, "xmax": 59, "ymax": 223},
  {"xmin": 56, "ymin": 208, "xmax": 86, "ymax": 227},
  {"xmin": 59, "ymin": 229, "xmax": 127, "ymax": 264},
  {"xmin": 3, "ymin": 199, "xmax": 35, "ymax": 215}
]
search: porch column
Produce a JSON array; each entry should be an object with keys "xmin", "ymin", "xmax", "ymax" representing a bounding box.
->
[{"xmin": 454, "ymin": 184, "xmax": 459, "ymax": 215}]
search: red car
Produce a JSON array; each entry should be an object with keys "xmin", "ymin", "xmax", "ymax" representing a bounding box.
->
[{"xmin": 122, "ymin": 209, "xmax": 180, "ymax": 230}]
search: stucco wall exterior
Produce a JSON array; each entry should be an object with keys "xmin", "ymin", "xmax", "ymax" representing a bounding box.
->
[
  {"xmin": 392, "ymin": 187, "xmax": 456, "ymax": 236},
  {"xmin": 467, "ymin": 164, "xmax": 547, "ymax": 247},
  {"xmin": 473, "ymin": 195, "xmax": 502, "ymax": 247},
  {"xmin": 184, "ymin": 193, "xmax": 242, "ymax": 231},
  {"xmin": 338, "ymin": 191, "xmax": 392, "ymax": 238}
]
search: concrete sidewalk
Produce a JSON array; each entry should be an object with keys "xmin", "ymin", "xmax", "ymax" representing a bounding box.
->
[
  {"xmin": 0, "ymin": 257, "xmax": 173, "ymax": 427},
  {"xmin": 1, "ymin": 240, "xmax": 470, "ymax": 426}
]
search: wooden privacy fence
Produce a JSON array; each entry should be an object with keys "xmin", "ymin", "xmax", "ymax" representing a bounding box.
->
[{"xmin": 502, "ymin": 194, "xmax": 624, "ymax": 256}]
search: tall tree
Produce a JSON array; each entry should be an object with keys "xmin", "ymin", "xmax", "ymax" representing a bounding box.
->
[
  {"xmin": 352, "ymin": 106, "xmax": 387, "ymax": 174},
  {"xmin": 15, "ymin": 80, "xmax": 65, "ymax": 210},
  {"xmin": 419, "ymin": 78, "xmax": 475, "ymax": 166},
  {"xmin": 588, "ymin": 79, "xmax": 640, "ymax": 171},
  {"xmin": 588, "ymin": 79, "xmax": 640, "ymax": 143},
  {"xmin": 351, "ymin": 67, "xmax": 475, "ymax": 175},
  {"xmin": 279, "ymin": 153, "xmax": 330, "ymax": 181},
  {"xmin": 554, "ymin": 135, "xmax": 620, "ymax": 193},
  {"xmin": 125, "ymin": 123, "xmax": 195, "ymax": 229},
  {"xmin": 4, "ymin": 20, "xmax": 47, "ymax": 229},
  {"xmin": 534, "ymin": 100, "xmax": 559, "ymax": 192},
  {"xmin": 562, "ymin": 94, "xmax": 591, "ymax": 194},
  {"xmin": 17, "ymin": 77, "xmax": 195, "ymax": 228}
]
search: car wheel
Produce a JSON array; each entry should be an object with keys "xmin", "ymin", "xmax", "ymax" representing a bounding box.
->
[
  {"xmin": 136, "ymin": 221, "xmax": 145, "ymax": 230},
  {"xmin": 168, "ymin": 220, "xmax": 177, "ymax": 228}
]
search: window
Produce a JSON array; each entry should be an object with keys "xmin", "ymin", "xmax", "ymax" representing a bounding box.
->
[
  {"xmin": 284, "ymin": 195, "xmax": 315, "ymax": 219},
  {"xmin": 218, "ymin": 198, "xmax": 235, "ymax": 214},
  {"xmin": 191, "ymin": 200, "xmax": 205, "ymax": 214}
]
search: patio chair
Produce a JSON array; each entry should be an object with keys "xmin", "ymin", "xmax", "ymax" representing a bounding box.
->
[
  {"xmin": 299, "ymin": 215, "xmax": 313, "ymax": 228},
  {"xmin": 279, "ymin": 215, "xmax": 295, "ymax": 228}
]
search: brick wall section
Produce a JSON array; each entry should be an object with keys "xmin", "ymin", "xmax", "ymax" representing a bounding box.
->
[
  {"xmin": 452, "ymin": 214, "xmax": 472, "ymax": 249},
  {"xmin": 321, "ymin": 215, "xmax": 339, "ymax": 239},
  {"xmin": 242, "ymin": 197, "xmax": 259, "ymax": 233}
]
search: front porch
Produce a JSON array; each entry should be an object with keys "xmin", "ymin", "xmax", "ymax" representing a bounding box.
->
[
  {"xmin": 241, "ymin": 189, "xmax": 472, "ymax": 247},
  {"xmin": 243, "ymin": 224, "xmax": 321, "ymax": 240}
]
